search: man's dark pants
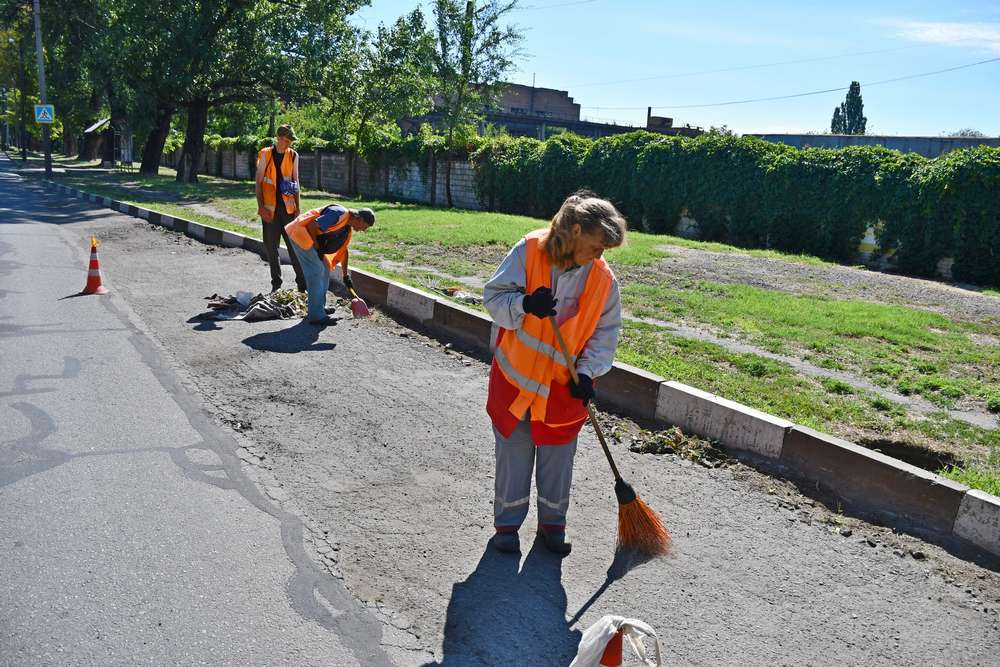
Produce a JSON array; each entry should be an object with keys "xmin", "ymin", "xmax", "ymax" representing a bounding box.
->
[{"xmin": 261, "ymin": 209, "xmax": 306, "ymax": 292}]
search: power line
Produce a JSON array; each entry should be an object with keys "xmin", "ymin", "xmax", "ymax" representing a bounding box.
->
[
  {"xmin": 568, "ymin": 46, "xmax": 918, "ymax": 89},
  {"xmin": 580, "ymin": 56, "xmax": 1000, "ymax": 110},
  {"xmin": 516, "ymin": 0, "xmax": 600, "ymax": 10}
]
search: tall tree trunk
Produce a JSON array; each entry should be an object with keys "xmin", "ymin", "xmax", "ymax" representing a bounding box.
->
[
  {"xmin": 106, "ymin": 78, "xmax": 128, "ymax": 167},
  {"xmin": 176, "ymin": 98, "xmax": 208, "ymax": 184},
  {"xmin": 445, "ymin": 124, "xmax": 456, "ymax": 207},
  {"xmin": 79, "ymin": 88, "xmax": 102, "ymax": 160},
  {"xmin": 140, "ymin": 102, "xmax": 174, "ymax": 175},
  {"xmin": 62, "ymin": 129, "xmax": 76, "ymax": 157}
]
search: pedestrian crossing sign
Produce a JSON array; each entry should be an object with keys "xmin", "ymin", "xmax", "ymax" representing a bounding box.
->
[{"xmin": 34, "ymin": 105, "xmax": 55, "ymax": 124}]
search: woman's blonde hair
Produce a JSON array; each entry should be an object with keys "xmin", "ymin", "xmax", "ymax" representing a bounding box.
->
[{"xmin": 540, "ymin": 191, "xmax": 627, "ymax": 268}]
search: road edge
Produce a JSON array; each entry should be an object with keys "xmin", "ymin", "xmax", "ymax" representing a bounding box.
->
[{"xmin": 47, "ymin": 179, "xmax": 1000, "ymax": 562}]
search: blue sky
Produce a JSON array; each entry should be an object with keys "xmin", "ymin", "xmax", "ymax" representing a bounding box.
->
[{"xmin": 352, "ymin": 0, "xmax": 1000, "ymax": 136}]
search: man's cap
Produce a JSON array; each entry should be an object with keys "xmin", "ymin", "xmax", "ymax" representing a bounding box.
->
[
  {"xmin": 356, "ymin": 208, "xmax": 375, "ymax": 227},
  {"xmin": 276, "ymin": 124, "xmax": 297, "ymax": 141}
]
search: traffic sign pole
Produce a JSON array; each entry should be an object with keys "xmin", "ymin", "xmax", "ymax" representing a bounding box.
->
[{"xmin": 32, "ymin": 0, "xmax": 51, "ymax": 177}]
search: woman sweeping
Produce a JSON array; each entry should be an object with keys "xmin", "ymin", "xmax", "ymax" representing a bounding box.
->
[{"xmin": 485, "ymin": 192, "xmax": 626, "ymax": 556}]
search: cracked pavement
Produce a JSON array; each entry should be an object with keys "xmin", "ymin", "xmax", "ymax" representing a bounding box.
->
[{"xmin": 2, "ymin": 158, "xmax": 999, "ymax": 665}]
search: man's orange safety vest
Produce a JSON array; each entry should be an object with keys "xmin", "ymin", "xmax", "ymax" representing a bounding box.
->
[
  {"xmin": 486, "ymin": 229, "xmax": 614, "ymax": 445},
  {"xmin": 285, "ymin": 206, "xmax": 353, "ymax": 272},
  {"xmin": 257, "ymin": 146, "xmax": 298, "ymax": 222}
]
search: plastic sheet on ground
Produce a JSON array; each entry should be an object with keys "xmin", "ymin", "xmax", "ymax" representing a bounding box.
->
[{"xmin": 200, "ymin": 289, "xmax": 308, "ymax": 322}]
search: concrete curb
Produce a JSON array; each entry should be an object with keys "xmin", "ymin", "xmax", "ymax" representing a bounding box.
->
[
  {"xmin": 49, "ymin": 180, "xmax": 1000, "ymax": 560},
  {"xmin": 657, "ymin": 381, "xmax": 791, "ymax": 459},
  {"xmin": 779, "ymin": 426, "xmax": 968, "ymax": 535}
]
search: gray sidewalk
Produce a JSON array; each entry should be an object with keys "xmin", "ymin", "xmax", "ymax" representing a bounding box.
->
[{"xmin": 3, "ymin": 161, "xmax": 999, "ymax": 665}]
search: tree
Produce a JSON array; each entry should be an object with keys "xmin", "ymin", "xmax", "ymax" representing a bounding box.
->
[
  {"xmin": 341, "ymin": 8, "xmax": 437, "ymax": 192},
  {"xmin": 40, "ymin": 1, "xmax": 114, "ymax": 158},
  {"xmin": 949, "ymin": 128, "xmax": 985, "ymax": 138},
  {"xmin": 830, "ymin": 106, "xmax": 844, "ymax": 134},
  {"xmin": 114, "ymin": 0, "xmax": 361, "ymax": 183},
  {"xmin": 432, "ymin": 0, "xmax": 521, "ymax": 206},
  {"xmin": 0, "ymin": 2, "xmax": 36, "ymax": 157},
  {"xmin": 830, "ymin": 81, "xmax": 866, "ymax": 135}
]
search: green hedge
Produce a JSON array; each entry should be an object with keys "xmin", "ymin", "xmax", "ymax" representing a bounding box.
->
[
  {"xmin": 471, "ymin": 131, "xmax": 1000, "ymax": 285},
  {"xmin": 178, "ymin": 129, "xmax": 1000, "ymax": 285}
]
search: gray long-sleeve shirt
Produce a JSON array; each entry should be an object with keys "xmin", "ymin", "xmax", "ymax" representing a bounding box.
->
[{"xmin": 483, "ymin": 238, "xmax": 622, "ymax": 379}]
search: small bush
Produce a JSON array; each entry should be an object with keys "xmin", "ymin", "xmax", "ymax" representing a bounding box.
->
[{"xmin": 821, "ymin": 378, "xmax": 855, "ymax": 395}]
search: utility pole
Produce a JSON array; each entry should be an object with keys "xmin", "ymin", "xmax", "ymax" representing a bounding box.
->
[
  {"xmin": 12, "ymin": 35, "xmax": 27, "ymax": 162},
  {"xmin": 1, "ymin": 86, "xmax": 7, "ymax": 150},
  {"xmin": 32, "ymin": 0, "xmax": 52, "ymax": 176}
]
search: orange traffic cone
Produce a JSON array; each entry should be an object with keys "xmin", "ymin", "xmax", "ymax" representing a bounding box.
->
[
  {"xmin": 81, "ymin": 235, "xmax": 109, "ymax": 295},
  {"xmin": 599, "ymin": 630, "xmax": 624, "ymax": 667}
]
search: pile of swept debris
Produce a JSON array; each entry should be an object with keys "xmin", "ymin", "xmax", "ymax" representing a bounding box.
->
[
  {"xmin": 199, "ymin": 289, "xmax": 309, "ymax": 322},
  {"xmin": 592, "ymin": 411, "xmax": 728, "ymax": 467}
]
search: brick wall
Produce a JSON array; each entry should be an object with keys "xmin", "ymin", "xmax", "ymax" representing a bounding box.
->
[
  {"xmin": 388, "ymin": 163, "xmax": 432, "ymax": 202},
  {"xmin": 221, "ymin": 148, "xmax": 235, "ymax": 179},
  {"xmin": 204, "ymin": 148, "xmax": 218, "ymax": 176},
  {"xmin": 298, "ymin": 153, "xmax": 315, "ymax": 188},
  {"xmin": 163, "ymin": 148, "xmax": 482, "ymax": 211},
  {"xmin": 234, "ymin": 150, "xmax": 252, "ymax": 180},
  {"xmin": 355, "ymin": 158, "xmax": 384, "ymax": 199},
  {"xmin": 435, "ymin": 160, "xmax": 479, "ymax": 210},
  {"xmin": 320, "ymin": 153, "xmax": 349, "ymax": 192}
]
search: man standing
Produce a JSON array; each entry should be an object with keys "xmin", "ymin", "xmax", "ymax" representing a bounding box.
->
[{"xmin": 255, "ymin": 124, "xmax": 306, "ymax": 293}]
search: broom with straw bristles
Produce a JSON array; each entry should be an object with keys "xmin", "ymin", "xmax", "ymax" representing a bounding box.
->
[{"xmin": 549, "ymin": 316, "xmax": 671, "ymax": 557}]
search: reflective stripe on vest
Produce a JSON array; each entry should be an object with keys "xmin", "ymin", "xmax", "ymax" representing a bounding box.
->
[
  {"xmin": 493, "ymin": 228, "xmax": 612, "ymax": 424},
  {"xmin": 257, "ymin": 147, "xmax": 297, "ymax": 219}
]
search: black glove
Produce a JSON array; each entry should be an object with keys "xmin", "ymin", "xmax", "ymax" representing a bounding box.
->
[
  {"xmin": 569, "ymin": 373, "xmax": 594, "ymax": 405},
  {"xmin": 343, "ymin": 274, "xmax": 354, "ymax": 290},
  {"xmin": 522, "ymin": 286, "xmax": 557, "ymax": 318}
]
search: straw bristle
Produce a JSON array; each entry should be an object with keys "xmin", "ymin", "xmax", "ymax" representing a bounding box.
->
[{"xmin": 617, "ymin": 495, "xmax": 671, "ymax": 556}]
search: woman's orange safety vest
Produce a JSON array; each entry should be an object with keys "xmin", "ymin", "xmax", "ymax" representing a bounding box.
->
[
  {"xmin": 257, "ymin": 146, "xmax": 298, "ymax": 222},
  {"xmin": 486, "ymin": 229, "xmax": 614, "ymax": 445},
  {"xmin": 285, "ymin": 206, "xmax": 353, "ymax": 272}
]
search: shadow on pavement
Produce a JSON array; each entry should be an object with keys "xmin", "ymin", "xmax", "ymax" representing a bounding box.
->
[
  {"xmin": 567, "ymin": 548, "xmax": 659, "ymax": 627},
  {"xmin": 241, "ymin": 319, "xmax": 338, "ymax": 353},
  {"xmin": 187, "ymin": 312, "xmax": 224, "ymax": 332},
  {"xmin": 57, "ymin": 291, "xmax": 102, "ymax": 301},
  {"xmin": 425, "ymin": 540, "xmax": 581, "ymax": 666}
]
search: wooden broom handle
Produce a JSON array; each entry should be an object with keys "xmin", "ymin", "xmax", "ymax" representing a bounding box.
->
[{"xmin": 548, "ymin": 316, "xmax": 623, "ymax": 482}]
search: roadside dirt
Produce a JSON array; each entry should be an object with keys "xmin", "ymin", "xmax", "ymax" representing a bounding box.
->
[
  {"xmin": 638, "ymin": 244, "xmax": 1000, "ymax": 326},
  {"xmin": 59, "ymin": 191, "xmax": 1000, "ymax": 666}
]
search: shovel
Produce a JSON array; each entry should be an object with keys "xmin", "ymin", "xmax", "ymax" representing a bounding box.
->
[{"xmin": 348, "ymin": 287, "xmax": 371, "ymax": 318}]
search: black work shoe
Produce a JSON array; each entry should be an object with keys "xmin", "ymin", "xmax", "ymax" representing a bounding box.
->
[
  {"xmin": 307, "ymin": 316, "xmax": 338, "ymax": 327},
  {"xmin": 537, "ymin": 527, "xmax": 572, "ymax": 555},
  {"xmin": 324, "ymin": 306, "xmax": 337, "ymax": 315},
  {"xmin": 493, "ymin": 532, "xmax": 520, "ymax": 553}
]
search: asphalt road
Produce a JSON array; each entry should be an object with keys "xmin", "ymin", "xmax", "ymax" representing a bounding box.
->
[{"xmin": 2, "ymin": 154, "xmax": 999, "ymax": 666}]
